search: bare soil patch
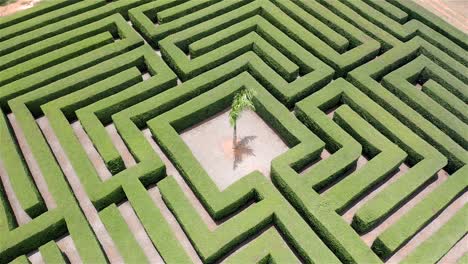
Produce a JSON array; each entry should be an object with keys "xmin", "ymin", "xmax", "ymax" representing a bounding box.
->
[
  {"xmin": 181, "ymin": 109, "xmax": 288, "ymax": 190},
  {"xmin": 0, "ymin": 0, "xmax": 41, "ymax": 17}
]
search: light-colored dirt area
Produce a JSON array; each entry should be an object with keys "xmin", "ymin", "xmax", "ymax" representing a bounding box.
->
[
  {"xmin": 181, "ymin": 109, "xmax": 289, "ymax": 191},
  {"xmin": 413, "ymin": 0, "xmax": 468, "ymax": 32},
  {"xmin": 0, "ymin": 0, "xmax": 41, "ymax": 17}
]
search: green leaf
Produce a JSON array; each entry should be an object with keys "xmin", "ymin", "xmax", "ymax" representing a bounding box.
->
[{"xmin": 229, "ymin": 87, "xmax": 256, "ymax": 127}]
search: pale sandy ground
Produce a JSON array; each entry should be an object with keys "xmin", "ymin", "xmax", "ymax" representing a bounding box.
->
[
  {"xmin": 413, "ymin": 0, "xmax": 468, "ymax": 33},
  {"xmin": 181, "ymin": 109, "xmax": 288, "ymax": 190},
  {"xmin": 0, "ymin": 0, "xmax": 41, "ymax": 17}
]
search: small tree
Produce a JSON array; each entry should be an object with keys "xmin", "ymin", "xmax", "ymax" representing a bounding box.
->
[{"xmin": 229, "ymin": 87, "xmax": 255, "ymax": 148}]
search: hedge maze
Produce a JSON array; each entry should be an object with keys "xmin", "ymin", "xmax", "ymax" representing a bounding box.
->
[{"xmin": 0, "ymin": 0, "xmax": 466, "ymax": 263}]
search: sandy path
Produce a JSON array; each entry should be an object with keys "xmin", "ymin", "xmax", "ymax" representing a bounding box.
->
[
  {"xmin": 0, "ymin": 0, "xmax": 41, "ymax": 17},
  {"xmin": 413, "ymin": 0, "xmax": 468, "ymax": 33},
  {"xmin": 37, "ymin": 117, "xmax": 124, "ymax": 264}
]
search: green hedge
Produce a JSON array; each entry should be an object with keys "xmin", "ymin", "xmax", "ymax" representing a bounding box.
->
[
  {"xmin": 0, "ymin": 0, "xmax": 76, "ymax": 30},
  {"xmin": 0, "ymin": 0, "xmax": 149, "ymax": 57},
  {"xmin": 0, "ymin": 209, "xmax": 66, "ymax": 263},
  {"xmin": 99, "ymin": 204, "xmax": 147, "ymax": 263},
  {"xmin": 348, "ymin": 38, "xmax": 465, "ymax": 172},
  {"xmin": 382, "ymin": 57, "xmax": 467, "ymax": 148},
  {"xmin": 76, "ymin": 45, "xmax": 175, "ymax": 176},
  {"xmin": 323, "ymin": 105, "xmax": 406, "ymax": 213},
  {"xmin": 401, "ymin": 205, "xmax": 468, "ymax": 264},
  {"xmin": 0, "ymin": 14, "xmax": 143, "ymax": 111},
  {"xmin": 0, "ymin": 110, "xmax": 46, "ymax": 219},
  {"xmin": 0, "ymin": 0, "xmax": 465, "ymax": 262},
  {"xmin": 0, "ymin": 1, "xmax": 105, "ymax": 43},
  {"xmin": 145, "ymin": 74, "xmax": 343, "ymax": 263},
  {"xmin": 275, "ymin": 78, "xmax": 450, "ymax": 261},
  {"xmin": 222, "ymin": 227, "xmax": 299, "ymax": 263},
  {"xmin": 122, "ymin": 180, "xmax": 192, "ymax": 263},
  {"xmin": 0, "ymin": 171, "xmax": 15, "ymax": 233},
  {"xmin": 0, "ymin": 33, "xmax": 113, "ymax": 87},
  {"xmin": 38, "ymin": 240, "xmax": 66, "ymax": 264},
  {"xmin": 131, "ymin": 0, "xmax": 379, "ymax": 78},
  {"xmin": 422, "ymin": 80, "xmax": 468, "ymax": 123},
  {"xmin": 41, "ymin": 66, "xmax": 143, "ymax": 205},
  {"xmin": 389, "ymin": 0, "xmax": 468, "ymax": 50},
  {"xmin": 0, "ymin": 49, "xmax": 157, "ymax": 264},
  {"xmin": 9, "ymin": 255, "xmax": 30, "ymax": 264},
  {"xmin": 29, "ymin": 46, "xmax": 176, "ymax": 212},
  {"xmin": 102, "ymin": 54, "xmax": 377, "ymax": 262},
  {"xmin": 373, "ymin": 166, "xmax": 468, "ymax": 259}
]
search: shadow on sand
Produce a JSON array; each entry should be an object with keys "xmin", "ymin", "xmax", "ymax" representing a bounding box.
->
[{"xmin": 233, "ymin": 135, "xmax": 256, "ymax": 170}]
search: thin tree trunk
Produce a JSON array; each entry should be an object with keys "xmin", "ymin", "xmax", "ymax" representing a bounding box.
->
[{"xmin": 233, "ymin": 123, "xmax": 237, "ymax": 149}]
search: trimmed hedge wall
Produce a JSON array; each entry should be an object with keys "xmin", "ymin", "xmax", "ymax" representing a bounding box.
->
[
  {"xmin": 348, "ymin": 37, "xmax": 467, "ymax": 172},
  {"xmin": 146, "ymin": 75, "xmax": 342, "ymax": 263},
  {"xmin": 0, "ymin": 0, "xmax": 466, "ymax": 262},
  {"xmin": 401, "ymin": 205, "xmax": 468, "ymax": 264},
  {"xmin": 99, "ymin": 204, "xmax": 147, "ymax": 263},
  {"xmin": 38, "ymin": 240, "xmax": 66, "ymax": 264},
  {"xmin": 373, "ymin": 166, "xmax": 467, "ymax": 259}
]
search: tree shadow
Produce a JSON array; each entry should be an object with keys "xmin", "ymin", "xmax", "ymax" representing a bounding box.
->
[{"xmin": 233, "ymin": 135, "xmax": 256, "ymax": 170}]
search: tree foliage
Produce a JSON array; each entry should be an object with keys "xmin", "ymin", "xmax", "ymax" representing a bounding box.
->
[{"xmin": 229, "ymin": 87, "xmax": 255, "ymax": 128}]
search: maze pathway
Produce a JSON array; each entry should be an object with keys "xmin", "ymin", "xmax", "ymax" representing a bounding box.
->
[{"xmin": 0, "ymin": 0, "xmax": 466, "ymax": 263}]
